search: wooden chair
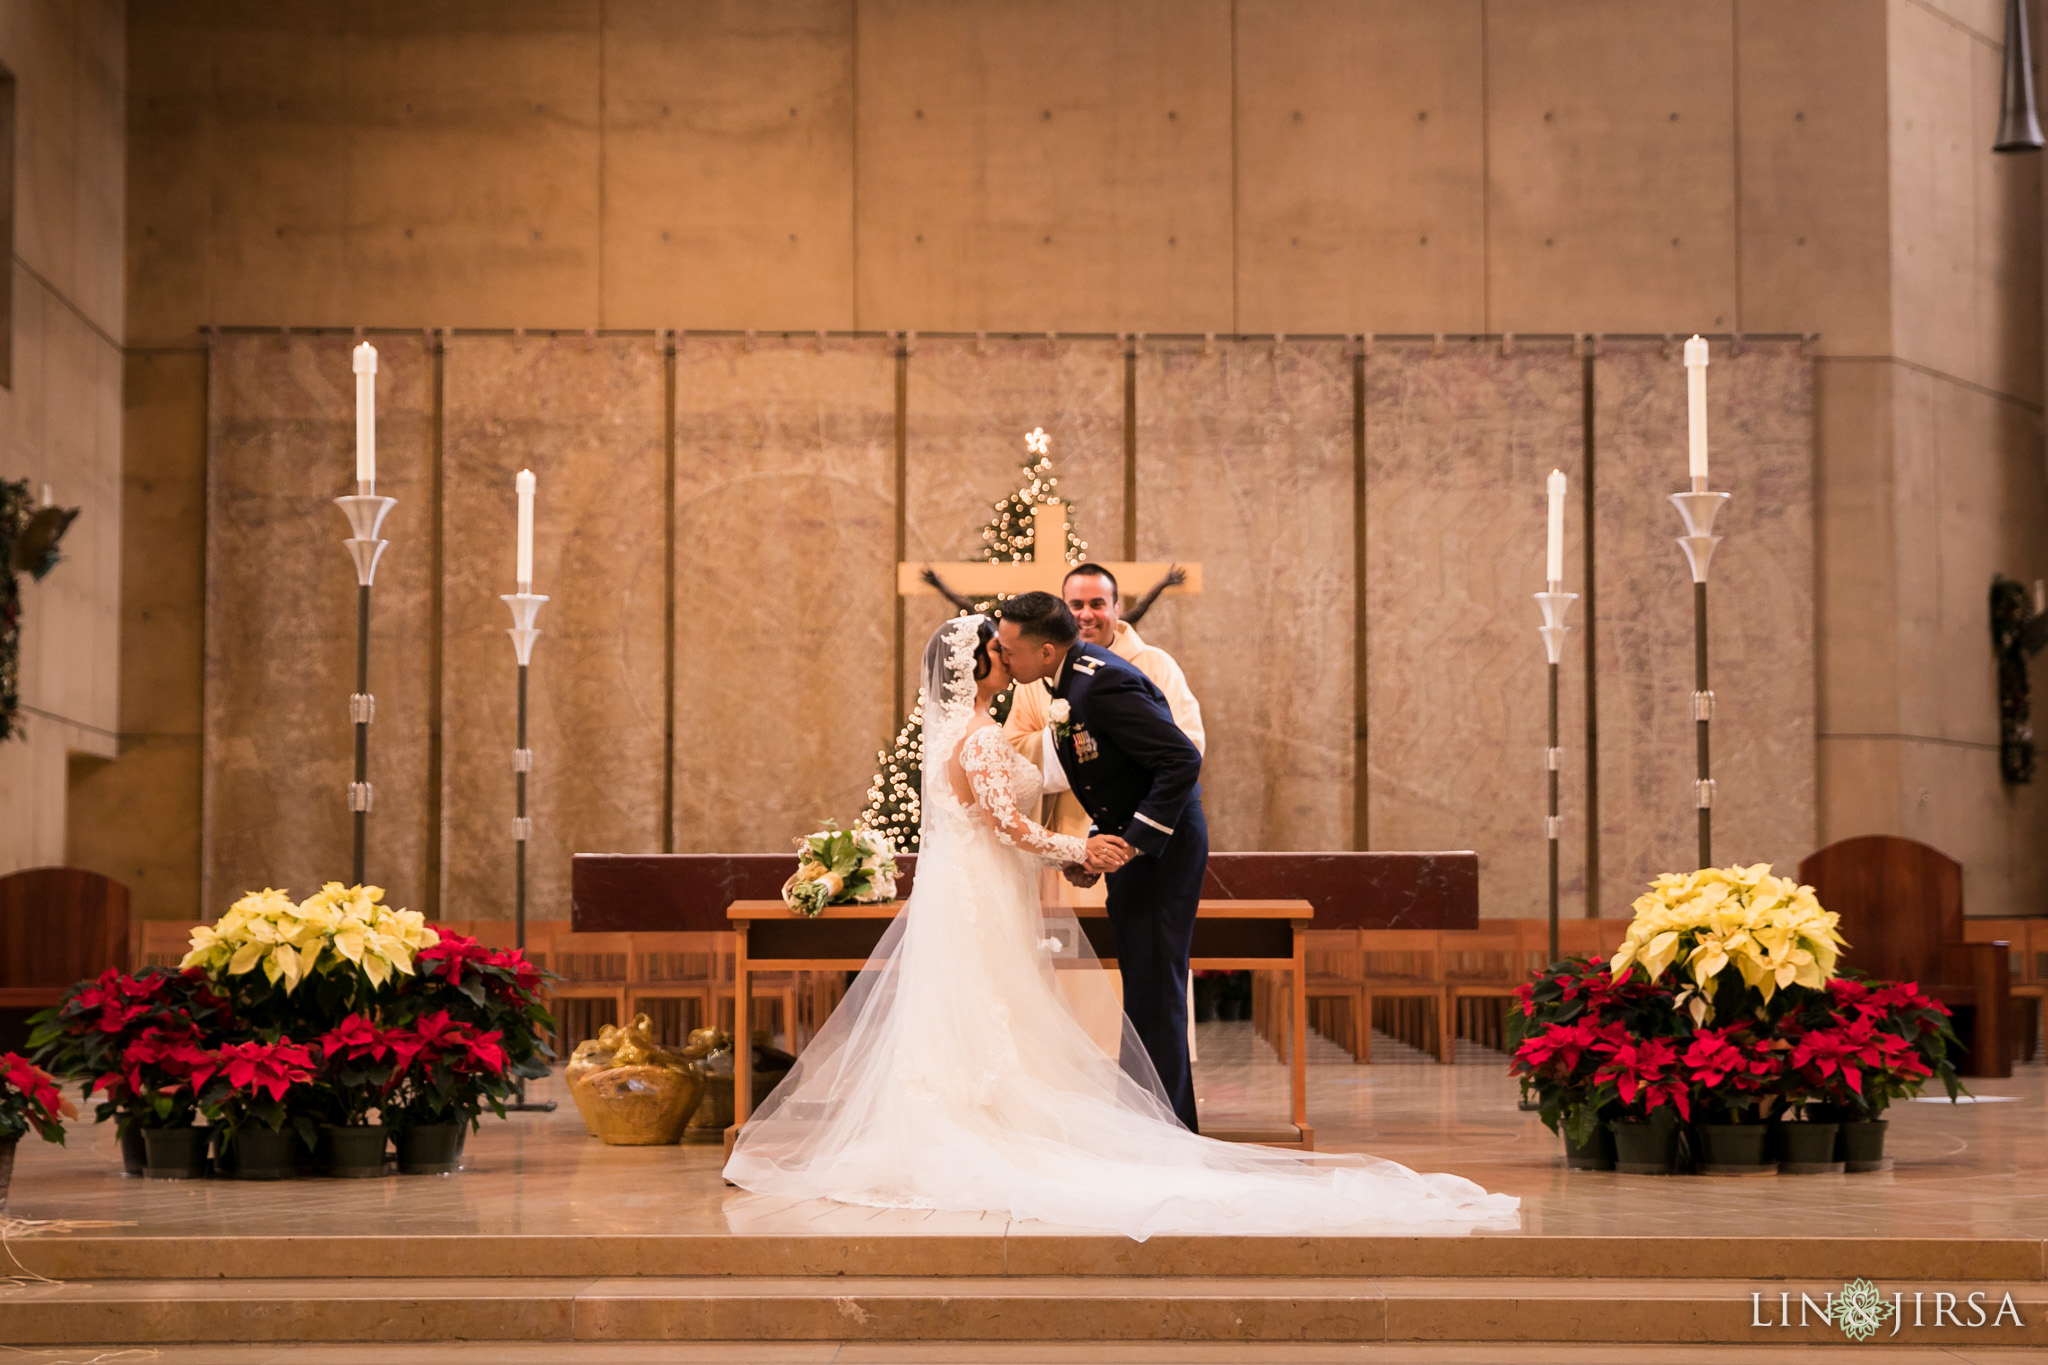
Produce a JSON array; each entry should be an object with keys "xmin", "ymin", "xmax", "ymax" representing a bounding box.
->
[
  {"xmin": 528, "ymin": 924, "xmax": 632, "ymax": 1050},
  {"xmin": 628, "ymin": 931, "xmax": 721, "ymax": 1046},
  {"xmin": 137, "ymin": 920, "xmax": 203, "ymax": 970},
  {"xmin": 1799, "ymin": 836, "xmax": 2013, "ymax": 1078},
  {"xmin": 1440, "ymin": 924, "xmax": 1526, "ymax": 1063},
  {"xmin": 1967, "ymin": 918, "xmax": 2045, "ymax": 1063},
  {"xmin": 1359, "ymin": 930, "xmax": 1447, "ymax": 1062},
  {"xmin": 0, "ymin": 868, "xmax": 131, "ymax": 1053},
  {"xmin": 1303, "ymin": 929, "xmax": 1366, "ymax": 1061}
]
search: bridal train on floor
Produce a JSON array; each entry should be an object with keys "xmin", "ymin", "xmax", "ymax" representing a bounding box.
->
[{"xmin": 722, "ymin": 616, "xmax": 1519, "ymax": 1240}]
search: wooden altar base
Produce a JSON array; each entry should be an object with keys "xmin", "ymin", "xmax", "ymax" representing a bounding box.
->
[{"xmin": 7, "ymin": 1047, "xmax": 2048, "ymax": 1355}]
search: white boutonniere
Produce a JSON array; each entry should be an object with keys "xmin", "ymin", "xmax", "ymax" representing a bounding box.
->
[{"xmin": 1048, "ymin": 698, "xmax": 1072, "ymax": 741}]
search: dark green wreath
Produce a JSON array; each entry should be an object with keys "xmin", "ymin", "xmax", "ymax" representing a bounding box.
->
[{"xmin": 0, "ymin": 478, "xmax": 80, "ymax": 742}]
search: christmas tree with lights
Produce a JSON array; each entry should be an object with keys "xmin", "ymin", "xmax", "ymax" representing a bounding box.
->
[{"xmin": 859, "ymin": 427, "xmax": 1084, "ymax": 851}]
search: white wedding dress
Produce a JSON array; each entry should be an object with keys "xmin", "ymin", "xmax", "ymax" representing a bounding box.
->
[{"xmin": 722, "ymin": 615, "xmax": 1519, "ymax": 1240}]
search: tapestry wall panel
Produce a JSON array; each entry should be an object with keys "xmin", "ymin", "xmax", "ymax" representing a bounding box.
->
[
  {"xmin": 901, "ymin": 337, "xmax": 1127, "ymax": 712},
  {"xmin": 674, "ymin": 335, "xmax": 898, "ymax": 850},
  {"xmin": 1135, "ymin": 339, "xmax": 1354, "ymax": 850},
  {"xmin": 1593, "ymin": 340, "xmax": 1815, "ymax": 910},
  {"xmin": 1365, "ymin": 341, "xmax": 1586, "ymax": 918},
  {"xmin": 440, "ymin": 336, "xmax": 668, "ymax": 921},
  {"xmin": 203, "ymin": 334, "xmax": 435, "ymax": 917}
]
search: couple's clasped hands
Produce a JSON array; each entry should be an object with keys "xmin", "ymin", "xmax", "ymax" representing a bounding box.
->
[{"xmin": 1064, "ymin": 833, "xmax": 1135, "ymax": 886}]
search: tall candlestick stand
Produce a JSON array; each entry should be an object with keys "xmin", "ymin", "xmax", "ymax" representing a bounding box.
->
[
  {"xmin": 335, "ymin": 487, "xmax": 395, "ymax": 884},
  {"xmin": 1671, "ymin": 483, "xmax": 1731, "ymax": 869},
  {"xmin": 502, "ymin": 586, "xmax": 556, "ymax": 1112},
  {"xmin": 1535, "ymin": 584, "xmax": 1579, "ymax": 962}
]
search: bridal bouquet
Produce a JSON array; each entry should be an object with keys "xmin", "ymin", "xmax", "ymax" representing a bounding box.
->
[
  {"xmin": 1608, "ymin": 862, "xmax": 1845, "ymax": 1024},
  {"xmin": 783, "ymin": 823, "xmax": 898, "ymax": 917}
]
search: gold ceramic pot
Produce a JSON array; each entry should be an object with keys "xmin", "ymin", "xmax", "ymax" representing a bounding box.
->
[
  {"xmin": 569, "ymin": 1064, "xmax": 706, "ymax": 1146},
  {"xmin": 565, "ymin": 1013, "xmax": 711, "ymax": 1145}
]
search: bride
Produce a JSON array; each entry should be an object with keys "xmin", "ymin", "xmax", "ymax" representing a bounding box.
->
[{"xmin": 722, "ymin": 614, "xmax": 1519, "ymax": 1239}]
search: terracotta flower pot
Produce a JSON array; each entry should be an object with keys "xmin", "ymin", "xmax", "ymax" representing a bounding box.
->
[
  {"xmin": 142, "ymin": 1126, "xmax": 211, "ymax": 1179},
  {"xmin": 395, "ymin": 1123, "xmax": 463, "ymax": 1175},
  {"xmin": 319, "ymin": 1124, "xmax": 389, "ymax": 1178},
  {"xmin": 1609, "ymin": 1118, "xmax": 1679, "ymax": 1174},
  {"xmin": 1778, "ymin": 1121, "xmax": 1843, "ymax": 1174},
  {"xmin": 1841, "ymin": 1118, "xmax": 1888, "ymax": 1172}
]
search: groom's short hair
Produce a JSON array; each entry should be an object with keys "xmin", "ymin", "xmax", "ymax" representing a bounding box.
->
[{"xmin": 1002, "ymin": 591, "xmax": 1079, "ymax": 646}]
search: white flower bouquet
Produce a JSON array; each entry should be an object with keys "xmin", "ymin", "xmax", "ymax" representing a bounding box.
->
[
  {"xmin": 181, "ymin": 883, "xmax": 440, "ymax": 993},
  {"xmin": 782, "ymin": 823, "xmax": 899, "ymax": 918}
]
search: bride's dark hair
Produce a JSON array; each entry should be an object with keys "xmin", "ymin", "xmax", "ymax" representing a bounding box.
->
[{"xmin": 973, "ymin": 617, "xmax": 998, "ymax": 680}]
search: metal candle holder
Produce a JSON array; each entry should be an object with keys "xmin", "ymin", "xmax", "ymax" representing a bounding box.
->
[
  {"xmin": 501, "ymin": 590, "xmax": 548, "ymax": 949},
  {"xmin": 1671, "ymin": 483, "xmax": 1732, "ymax": 869},
  {"xmin": 1534, "ymin": 585, "xmax": 1579, "ymax": 963},
  {"xmin": 501, "ymin": 586, "xmax": 556, "ymax": 1113},
  {"xmin": 335, "ymin": 488, "xmax": 395, "ymax": 884}
]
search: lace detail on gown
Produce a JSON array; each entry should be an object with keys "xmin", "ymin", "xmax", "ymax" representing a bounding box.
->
[{"xmin": 957, "ymin": 726, "xmax": 1087, "ymax": 866}]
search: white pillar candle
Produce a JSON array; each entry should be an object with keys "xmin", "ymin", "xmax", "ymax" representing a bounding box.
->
[
  {"xmin": 515, "ymin": 468, "xmax": 537, "ymax": 588},
  {"xmin": 1684, "ymin": 334, "xmax": 1710, "ymax": 486},
  {"xmin": 1546, "ymin": 469, "xmax": 1567, "ymax": 586},
  {"xmin": 352, "ymin": 342, "xmax": 378, "ymax": 490}
]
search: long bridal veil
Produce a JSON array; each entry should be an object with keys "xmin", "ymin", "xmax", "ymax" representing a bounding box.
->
[{"xmin": 722, "ymin": 615, "xmax": 1519, "ymax": 1239}]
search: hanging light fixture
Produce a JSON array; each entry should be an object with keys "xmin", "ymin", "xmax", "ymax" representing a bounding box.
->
[{"xmin": 1995, "ymin": 0, "xmax": 2043, "ymax": 152}]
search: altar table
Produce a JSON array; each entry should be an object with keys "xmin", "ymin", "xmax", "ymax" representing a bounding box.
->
[{"xmin": 725, "ymin": 898, "xmax": 1318, "ymax": 1152}]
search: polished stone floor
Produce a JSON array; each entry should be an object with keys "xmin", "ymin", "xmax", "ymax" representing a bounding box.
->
[{"xmin": 6, "ymin": 1021, "xmax": 2045, "ymax": 1243}]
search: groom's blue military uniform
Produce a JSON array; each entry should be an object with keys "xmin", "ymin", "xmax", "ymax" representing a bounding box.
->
[{"xmin": 1047, "ymin": 641, "xmax": 1208, "ymax": 1131}]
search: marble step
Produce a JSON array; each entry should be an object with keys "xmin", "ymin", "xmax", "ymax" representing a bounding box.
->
[
  {"xmin": 12, "ymin": 1232, "xmax": 2044, "ymax": 1283},
  {"xmin": 6, "ymin": 1275, "xmax": 2048, "ymax": 1346}
]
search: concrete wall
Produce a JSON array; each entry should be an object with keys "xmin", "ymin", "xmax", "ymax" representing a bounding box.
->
[
  {"xmin": 0, "ymin": 1, "xmax": 124, "ymax": 877},
  {"xmin": 100, "ymin": 0, "xmax": 2048, "ymax": 918}
]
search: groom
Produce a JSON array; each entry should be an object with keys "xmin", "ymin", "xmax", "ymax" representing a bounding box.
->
[{"xmin": 996, "ymin": 591, "xmax": 1208, "ymax": 1132}]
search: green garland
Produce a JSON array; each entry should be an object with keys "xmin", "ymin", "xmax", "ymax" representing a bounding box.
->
[
  {"xmin": 859, "ymin": 437, "xmax": 1083, "ymax": 851},
  {"xmin": 0, "ymin": 479, "xmax": 75, "ymax": 742}
]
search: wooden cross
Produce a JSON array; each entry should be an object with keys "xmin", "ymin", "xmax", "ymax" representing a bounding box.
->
[{"xmin": 896, "ymin": 503, "xmax": 1204, "ymax": 600}]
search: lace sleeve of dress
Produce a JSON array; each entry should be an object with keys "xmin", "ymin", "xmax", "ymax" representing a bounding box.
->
[{"xmin": 958, "ymin": 727, "xmax": 1088, "ymax": 866}]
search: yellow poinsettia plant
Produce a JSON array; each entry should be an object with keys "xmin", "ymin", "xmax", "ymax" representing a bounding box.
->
[
  {"xmin": 1609, "ymin": 862, "xmax": 1847, "ymax": 1023},
  {"xmin": 181, "ymin": 883, "xmax": 439, "ymax": 994}
]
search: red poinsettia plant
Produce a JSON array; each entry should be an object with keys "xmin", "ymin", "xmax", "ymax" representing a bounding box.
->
[
  {"xmin": 0, "ymin": 1052, "xmax": 74, "ymax": 1145},
  {"xmin": 1509, "ymin": 955, "xmax": 1682, "ymax": 1147},
  {"xmin": 198, "ymin": 1038, "xmax": 320, "ymax": 1149},
  {"xmin": 29, "ymin": 968, "xmax": 237, "ymax": 1133},
  {"xmin": 406, "ymin": 930, "xmax": 552, "ymax": 1068},
  {"xmin": 1679, "ymin": 1024, "xmax": 1784, "ymax": 1124},
  {"xmin": 375, "ymin": 1008, "xmax": 513, "ymax": 1133}
]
